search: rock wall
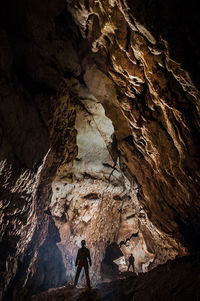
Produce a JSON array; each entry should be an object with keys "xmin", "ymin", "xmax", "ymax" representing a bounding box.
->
[
  {"xmin": 0, "ymin": 0, "xmax": 200, "ymax": 299},
  {"xmin": 0, "ymin": 1, "xmax": 78, "ymax": 299},
  {"xmin": 49, "ymin": 90, "xmax": 185, "ymax": 284},
  {"xmin": 66, "ymin": 0, "xmax": 200, "ymax": 250},
  {"xmin": 31, "ymin": 253, "xmax": 200, "ymax": 301}
]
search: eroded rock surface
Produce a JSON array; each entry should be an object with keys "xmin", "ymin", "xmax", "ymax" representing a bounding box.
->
[
  {"xmin": 0, "ymin": 0, "xmax": 200, "ymax": 300},
  {"xmin": 31, "ymin": 254, "xmax": 200, "ymax": 301},
  {"xmin": 66, "ymin": 0, "xmax": 200, "ymax": 252},
  {"xmin": 49, "ymin": 91, "xmax": 185, "ymax": 284},
  {"xmin": 0, "ymin": 2, "xmax": 78, "ymax": 299}
]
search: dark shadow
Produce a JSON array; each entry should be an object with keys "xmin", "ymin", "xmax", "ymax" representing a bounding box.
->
[
  {"xmin": 26, "ymin": 217, "xmax": 67, "ymax": 294},
  {"xmin": 119, "ymin": 232, "xmax": 138, "ymax": 247},
  {"xmin": 2, "ymin": 216, "xmax": 67, "ymax": 301},
  {"xmin": 126, "ymin": 0, "xmax": 200, "ymax": 90},
  {"xmin": 174, "ymin": 215, "xmax": 200, "ymax": 252},
  {"xmin": 101, "ymin": 242, "xmax": 123, "ymax": 278}
]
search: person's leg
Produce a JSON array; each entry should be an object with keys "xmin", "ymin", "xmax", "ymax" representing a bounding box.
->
[
  {"xmin": 84, "ymin": 264, "xmax": 91, "ymax": 288},
  {"xmin": 131, "ymin": 264, "xmax": 134, "ymax": 272},
  {"xmin": 74, "ymin": 265, "xmax": 82, "ymax": 287},
  {"xmin": 128, "ymin": 263, "xmax": 130, "ymax": 271}
]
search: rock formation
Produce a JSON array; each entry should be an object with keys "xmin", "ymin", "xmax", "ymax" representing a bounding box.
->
[
  {"xmin": 31, "ymin": 253, "xmax": 200, "ymax": 301},
  {"xmin": 0, "ymin": 0, "xmax": 200, "ymax": 300}
]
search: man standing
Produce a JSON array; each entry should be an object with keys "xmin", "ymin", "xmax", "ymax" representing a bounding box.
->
[
  {"xmin": 127, "ymin": 253, "xmax": 135, "ymax": 272},
  {"xmin": 74, "ymin": 240, "xmax": 92, "ymax": 288}
]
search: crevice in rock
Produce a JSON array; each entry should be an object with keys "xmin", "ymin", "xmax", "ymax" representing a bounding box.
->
[
  {"xmin": 119, "ymin": 232, "xmax": 139, "ymax": 248},
  {"xmin": 1, "ymin": 0, "xmax": 200, "ymax": 299}
]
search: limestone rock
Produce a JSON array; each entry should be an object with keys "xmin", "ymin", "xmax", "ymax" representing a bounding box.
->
[{"xmin": 0, "ymin": 0, "xmax": 200, "ymax": 299}]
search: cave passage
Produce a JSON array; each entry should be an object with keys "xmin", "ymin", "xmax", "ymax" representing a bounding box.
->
[
  {"xmin": 0, "ymin": 0, "xmax": 200, "ymax": 300},
  {"xmin": 48, "ymin": 93, "xmax": 155, "ymax": 286}
]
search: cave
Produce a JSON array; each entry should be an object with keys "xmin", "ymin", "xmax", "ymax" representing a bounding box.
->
[{"xmin": 0, "ymin": 0, "xmax": 200, "ymax": 300}]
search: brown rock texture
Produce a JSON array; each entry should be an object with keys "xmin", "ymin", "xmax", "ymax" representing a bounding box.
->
[
  {"xmin": 66, "ymin": 0, "xmax": 200, "ymax": 251},
  {"xmin": 48, "ymin": 89, "xmax": 184, "ymax": 286},
  {"xmin": 31, "ymin": 254, "xmax": 200, "ymax": 301},
  {"xmin": 0, "ymin": 1, "xmax": 78, "ymax": 299},
  {"xmin": 0, "ymin": 0, "xmax": 200, "ymax": 300}
]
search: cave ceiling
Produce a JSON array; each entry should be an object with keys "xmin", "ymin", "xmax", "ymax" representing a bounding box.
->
[{"xmin": 0, "ymin": 0, "xmax": 200, "ymax": 300}]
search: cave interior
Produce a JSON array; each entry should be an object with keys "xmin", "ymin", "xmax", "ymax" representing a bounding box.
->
[{"xmin": 0, "ymin": 0, "xmax": 200, "ymax": 300}]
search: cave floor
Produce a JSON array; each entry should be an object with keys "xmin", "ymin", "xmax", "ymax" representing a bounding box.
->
[{"xmin": 31, "ymin": 254, "xmax": 200, "ymax": 301}]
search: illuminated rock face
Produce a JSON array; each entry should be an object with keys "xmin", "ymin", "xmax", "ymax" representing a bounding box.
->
[
  {"xmin": 0, "ymin": 0, "xmax": 200, "ymax": 299},
  {"xmin": 50, "ymin": 94, "xmax": 138, "ymax": 281},
  {"xmin": 66, "ymin": 0, "xmax": 200, "ymax": 251},
  {"xmin": 49, "ymin": 91, "xmax": 185, "ymax": 284}
]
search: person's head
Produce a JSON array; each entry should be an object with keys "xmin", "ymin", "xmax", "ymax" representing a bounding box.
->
[{"xmin": 81, "ymin": 240, "xmax": 86, "ymax": 246}]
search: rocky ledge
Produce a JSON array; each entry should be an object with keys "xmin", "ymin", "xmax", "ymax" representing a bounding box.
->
[{"xmin": 31, "ymin": 254, "xmax": 200, "ymax": 301}]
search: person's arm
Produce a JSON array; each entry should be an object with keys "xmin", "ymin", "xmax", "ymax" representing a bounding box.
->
[{"xmin": 75, "ymin": 250, "xmax": 80, "ymax": 266}]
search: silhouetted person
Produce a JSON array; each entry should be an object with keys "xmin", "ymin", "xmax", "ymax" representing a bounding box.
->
[
  {"xmin": 74, "ymin": 240, "xmax": 92, "ymax": 288},
  {"xmin": 127, "ymin": 254, "xmax": 135, "ymax": 272}
]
